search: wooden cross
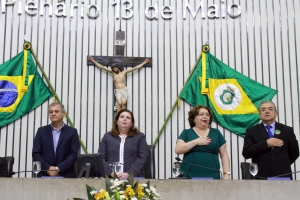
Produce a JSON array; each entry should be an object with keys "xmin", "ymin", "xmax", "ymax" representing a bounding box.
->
[
  {"xmin": 87, "ymin": 30, "xmax": 152, "ymax": 66},
  {"xmin": 87, "ymin": 30, "xmax": 152, "ymax": 112},
  {"xmin": 87, "ymin": 56, "xmax": 152, "ymax": 68}
]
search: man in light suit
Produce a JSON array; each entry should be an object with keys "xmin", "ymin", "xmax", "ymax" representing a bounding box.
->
[
  {"xmin": 243, "ymin": 101, "xmax": 299, "ymax": 179},
  {"xmin": 32, "ymin": 102, "xmax": 80, "ymax": 178}
]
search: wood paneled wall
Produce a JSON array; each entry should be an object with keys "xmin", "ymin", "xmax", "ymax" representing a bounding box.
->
[{"xmin": 1, "ymin": 0, "xmax": 300, "ymax": 179}]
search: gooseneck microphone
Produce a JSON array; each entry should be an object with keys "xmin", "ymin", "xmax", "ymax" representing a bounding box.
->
[
  {"xmin": 271, "ymin": 171, "xmax": 300, "ymax": 178},
  {"xmin": 254, "ymin": 171, "xmax": 300, "ymax": 180},
  {"xmin": 175, "ymin": 157, "xmax": 223, "ymax": 179},
  {"xmin": 10, "ymin": 169, "xmax": 56, "ymax": 176},
  {"xmin": 10, "ymin": 171, "xmax": 33, "ymax": 175},
  {"xmin": 118, "ymin": 162, "xmax": 142, "ymax": 175}
]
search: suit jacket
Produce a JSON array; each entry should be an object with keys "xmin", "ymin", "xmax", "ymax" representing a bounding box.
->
[
  {"xmin": 0, "ymin": 157, "xmax": 8, "ymax": 177},
  {"xmin": 32, "ymin": 124, "xmax": 80, "ymax": 178},
  {"xmin": 242, "ymin": 122, "xmax": 299, "ymax": 179},
  {"xmin": 98, "ymin": 132, "xmax": 149, "ymax": 177}
]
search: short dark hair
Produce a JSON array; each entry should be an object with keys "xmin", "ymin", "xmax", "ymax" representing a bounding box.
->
[
  {"xmin": 188, "ymin": 105, "xmax": 214, "ymax": 127},
  {"xmin": 111, "ymin": 63, "xmax": 124, "ymax": 72},
  {"xmin": 49, "ymin": 102, "xmax": 66, "ymax": 113},
  {"xmin": 258, "ymin": 100, "xmax": 277, "ymax": 113},
  {"xmin": 110, "ymin": 109, "xmax": 140, "ymax": 137}
]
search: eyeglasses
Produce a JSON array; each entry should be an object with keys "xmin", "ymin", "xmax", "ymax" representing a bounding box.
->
[
  {"xmin": 260, "ymin": 107, "xmax": 275, "ymax": 112},
  {"xmin": 198, "ymin": 113, "xmax": 210, "ymax": 117}
]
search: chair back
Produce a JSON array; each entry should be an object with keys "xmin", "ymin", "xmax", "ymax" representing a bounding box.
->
[
  {"xmin": 240, "ymin": 162, "xmax": 253, "ymax": 180},
  {"xmin": 144, "ymin": 145, "xmax": 155, "ymax": 179},
  {"xmin": 3, "ymin": 156, "xmax": 14, "ymax": 177}
]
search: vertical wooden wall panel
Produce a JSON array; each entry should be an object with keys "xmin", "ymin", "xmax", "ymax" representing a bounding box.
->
[{"xmin": 1, "ymin": 0, "xmax": 300, "ymax": 180}]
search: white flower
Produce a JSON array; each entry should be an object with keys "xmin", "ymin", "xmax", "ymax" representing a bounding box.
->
[
  {"xmin": 111, "ymin": 178, "xmax": 119, "ymax": 182},
  {"xmin": 154, "ymin": 192, "xmax": 160, "ymax": 197},
  {"xmin": 120, "ymin": 195, "xmax": 126, "ymax": 200},
  {"xmin": 110, "ymin": 179, "xmax": 127, "ymax": 189},
  {"xmin": 141, "ymin": 183, "xmax": 148, "ymax": 187},
  {"xmin": 131, "ymin": 198, "xmax": 138, "ymax": 200},
  {"xmin": 90, "ymin": 190, "xmax": 97, "ymax": 195},
  {"xmin": 150, "ymin": 186, "xmax": 157, "ymax": 192}
]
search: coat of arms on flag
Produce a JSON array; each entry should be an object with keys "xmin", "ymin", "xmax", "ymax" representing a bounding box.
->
[
  {"xmin": 180, "ymin": 45, "xmax": 277, "ymax": 136},
  {"xmin": 0, "ymin": 42, "xmax": 53, "ymax": 127}
]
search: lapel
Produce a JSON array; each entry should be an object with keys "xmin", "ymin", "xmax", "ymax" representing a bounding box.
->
[
  {"xmin": 258, "ymin": 123, "xmax": 270, "ymax": 140},
  {"xmin": 46, "ymin": 125, "xmax": 55, "ymax": 154},
  {"xmin": 274, "ymin": 122, "xmax": 283, "ymax": 139},
  {"xmin": 56, "ymin": 125, "xmax": 67, "ymax": 151}
]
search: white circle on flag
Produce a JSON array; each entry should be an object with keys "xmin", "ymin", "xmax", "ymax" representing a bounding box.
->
[{"xmin": 214, "ymin": 83, "xmax": 242, "ymax": 110}]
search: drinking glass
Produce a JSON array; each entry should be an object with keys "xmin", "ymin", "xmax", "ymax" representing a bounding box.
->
[
  {"xmin": 172, "ymin": 162, "xmax": 181, "ymax": 177},
  {"xmin": 249, "ymin": 163, "xmax": 258, "ymax": 179},
  {"xmin": 33, "ymin": 161, "xmax": 41, "ymax": 178},
  {"xmin": 112, "ymin": 162, "xmax": 122, "ymax": 175}
]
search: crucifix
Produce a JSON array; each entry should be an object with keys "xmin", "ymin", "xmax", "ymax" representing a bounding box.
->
[{"xmin": 87, "ymin": 30, "xmax": 152, "ymax": 112}]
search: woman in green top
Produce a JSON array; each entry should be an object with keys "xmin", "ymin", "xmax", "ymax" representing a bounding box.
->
[{"xmin": 175, "ymin": 105, "xmax": 231, "ymax": 179}]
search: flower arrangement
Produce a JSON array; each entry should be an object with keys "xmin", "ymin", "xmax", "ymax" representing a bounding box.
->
[{"xmin": 76, "ymin": 173, "xmax": 162, "ymax": 200}]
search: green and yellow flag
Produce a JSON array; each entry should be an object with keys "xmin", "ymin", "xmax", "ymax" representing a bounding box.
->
[
  {"xmin": 0, "ymin": 43, "xmax": 52, "ymax": 127},
  {"xmin": 180, "ymin": 45, "xmax": 277, "ymax": 136}
]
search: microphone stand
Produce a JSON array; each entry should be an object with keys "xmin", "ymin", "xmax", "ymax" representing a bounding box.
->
[{"xmin": 175, "ymin": 157, "xmax": 223, "ymax": 179}]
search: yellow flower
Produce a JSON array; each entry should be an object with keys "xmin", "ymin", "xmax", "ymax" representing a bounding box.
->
[
  {"xmin": 126, "ymin": 185, "xmax": 135, "ymax": 197},
  {"xmin": 124, "ymin": 190, "xmax": 127, "ymax": 196},
  {"xmin": 123, "ymin": 190, "xmax": 129, "ymax": 199},
  {"xmin": 93, "ymin": 190, "xmax": 106, "ymax": 200},
  {"xmin": 137, "ymin": 184, "xmax": 145, "ymax": 197}
]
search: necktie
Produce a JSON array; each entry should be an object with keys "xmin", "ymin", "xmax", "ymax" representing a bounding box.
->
[{"xmin": 266, "ymin": 125, "xmax": 273, "ymax": 138}]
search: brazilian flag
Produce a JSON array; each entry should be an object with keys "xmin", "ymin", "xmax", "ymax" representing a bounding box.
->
[
  {"xmin": 180, "ymin": 45, "xmax": 277, "ymax": 137},
  {"xmin": 0, "ymin": 43, "xmax": 52, "ymax": 127}
]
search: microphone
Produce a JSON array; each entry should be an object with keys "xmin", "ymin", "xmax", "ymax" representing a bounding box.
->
[
  {"xmin": 118, "ymin": 162, "xmax": 142, "ymax": 175},
  {"xmin": 10, "ymin": 169, "xmax": 56, "ymax": 176},
  {"xmin": 175, "ymin": 157, "xmax": 223, "ymax": 179},
  {"xmin": 271, "ymin": 171, "xmax": 300, "ymax": 178},
  {"xmin": 10, "ymin": 171, "xmax": 33, "ymax": 175}
]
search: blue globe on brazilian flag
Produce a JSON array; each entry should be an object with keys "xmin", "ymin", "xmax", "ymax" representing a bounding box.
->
[
  {"xmin": 0, "ymin": 42, "xmax": 52, "ymax": 127},
  {"xmin": 180, "ymin": 45, "xmax": 277, "ymax": 137}
]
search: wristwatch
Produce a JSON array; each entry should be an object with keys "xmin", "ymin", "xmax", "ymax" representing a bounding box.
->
[
  {"xmin": 223, "ymin": 172, "xmax": 231, "ymax": 175},
  {"xmin": 56, "ymin": 167, "xmax": 60, "ymax": 172}
]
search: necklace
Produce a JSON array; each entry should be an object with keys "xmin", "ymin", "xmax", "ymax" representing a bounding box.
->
[{"xmin": 193, "ymin": 127, "xmax": 209, "ymax": 138}]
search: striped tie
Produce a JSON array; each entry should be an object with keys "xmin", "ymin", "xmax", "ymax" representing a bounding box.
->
[{"xmin": 266, "ymin": 125, "xmax": 273, "ymax": 138}]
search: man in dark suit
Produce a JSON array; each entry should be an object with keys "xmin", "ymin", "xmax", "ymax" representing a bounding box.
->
[
  {"xmin": 0, "ymin": 157, "xmax": 8, "ymax": 177},
  {"xmin": 243, "ymin": 101, "xmax": 299, "ymax": 179},
  {"xmin": 32, "ymin": 102, "xmax": 80, "ymax": 178}
]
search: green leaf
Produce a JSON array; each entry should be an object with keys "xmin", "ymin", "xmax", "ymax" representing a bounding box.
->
[
  {"xmin": 133, "ymin": 181, "xmax": 138, "ymax": 190},
  {"xmin": 127, "ymin": 172, "xmax": 134, "ymax": 186},
  {"xmin": 147, "ymin": 180, "xmax": 150, "ymax": 189},
  {"xmin": 105, "ymin": 176, "xmax": 113, "ymax": 196},
  {"xmin": 133, "ymin": 182, "xmax": 139, "ymax": 197},
  {"xmin": 105, "ymin": 191, "xmax": 112, "ymax": 200},
  {"xmin": 114, "ymin": 190, "xmax": 121, "ymax": 200},
  {"xmin": 85, "ymin": 184, "xmax": 95, "ymax": 200},
  {"xmin": 113, "ymin": 170, "xmax": 118, "ymax": 179}
]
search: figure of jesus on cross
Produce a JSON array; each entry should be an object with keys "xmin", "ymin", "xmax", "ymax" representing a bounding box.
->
[{"xmin": 88, "ymin": 57, "xmax": 150, "ymax": 112}]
